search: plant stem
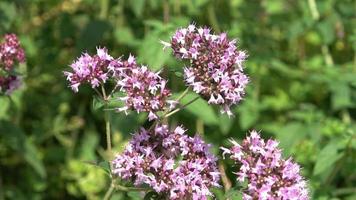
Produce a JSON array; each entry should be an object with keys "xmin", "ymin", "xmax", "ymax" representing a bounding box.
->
[
  {"xmin": 163, "ymin": 96, "xmax": 199, "ymax": 119},
  {"xmin": 105, "ymin": 107, "xmax": 112, "ymax": 159},
  {"xmin": 100, "ymin": 0, "xmax": 109, "ymax": 20},
  {"xmin": 102, "ymin": 85, "xmax": 114, "ymax": 199},
  {"xmin": 103, "ymin": 182, "xmax": 115, "ymax": 200},
  {"xmin": 149, "ymin": 88, "xmax": 191, "ymax": 130},
  {"xmin": 307, "ymin": 0, "xmax": 334, "ymax": 67},
  {"xmin": 115, "ymin": 185, "xmax": 149, "ymax": 192},
  {"xmin": 218, "ymin": 162, "xmax": 232, "ymax": 192}
]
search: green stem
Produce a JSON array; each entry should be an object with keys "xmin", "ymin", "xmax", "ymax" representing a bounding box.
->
[
  {"xmin": 103, "ymin": 182, "xmax": 115, "ymax": 200},
  {"xmin": 163, "ymin": 96, "xmax": 199, "ymax": 119},
  {"xmin": 307, "ymin": 0, "xmax": 334, "ymax": 67},
  {"xmin": 207, "ymin": 2, "xmax": 220, "ymax": 32},
  {"xmin": 149, "ymin": 87, "xmax": 191, "ymax": 130},
  {"xmin": 102, "ymin": 85, "xmax": 115, "ymax": 199},
  {"xmin": 105, "ymin": 107, "xmax": 112, "ymax": 159},
  {"xmin": 115, "ymin": 185, "xmax": 149, "ymax": 192},
  {"xmin": 100, "ymin": 0, "xmax": 109, "ymax": 20}
]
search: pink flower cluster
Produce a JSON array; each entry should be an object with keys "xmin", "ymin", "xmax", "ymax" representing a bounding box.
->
[
  {"xmin": 116, "ymin": 62, "xmax": 175, "ymax": 120},
  {"xmin": 0, "ymin": 34, "xmax": 25, "ymax": 71},
  {"xmin": 221, "ymin": 131, "xmax": 309, "ymax": 200},
  {"xmin": 164, "ymin": 24, "xmax": 249, "ymax": 116},
  {"xmin": 0, "ymin": 34, "xmax": 25, "ymax": 95},
  {"xmin": 64, "ymin": 47, "xmax": 113, "ymax": 92},
  {"xmin": 112, "ymin": 124, "xmax": 220, "ymax": 199},
  {"xmin": 64, "ymin": 50, "xmax": 174, "ymax": 119}
]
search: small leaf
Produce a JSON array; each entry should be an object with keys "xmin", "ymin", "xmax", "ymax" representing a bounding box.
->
[
  {"xmin": 129, "ymin": 0, "xmax": 145, "ymax": 18},
  {"xmin": 313, "ymin": 141, "xmax": 343, "ymax": 176},
  {"xmin": 330, "ymin": 81, "xmax": 352, "ymax": 110},
  {"xmin": 92, "ymin": 96, "xmax": 104, "ymax": 110}
]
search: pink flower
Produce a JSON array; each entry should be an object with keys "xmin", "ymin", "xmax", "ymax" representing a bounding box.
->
[
  {"xmin": 0, "ymin": 34, "xmax": 25, "ymax": 71},
  {"xmin": 115, "ymin": 58, "xmax": 174, "ymax": 120},
  {"xmin": 164, "ymin": 24, "xmax": 249, "ymax": 116},
  {"xmin": 221, "ymin": 130, "xmax": 309, "ymax": 200},
  {"xmin": 112, "ymin": 124, "xmax": 220, "ymax": 199},
  {"xmin": 64, "ymin": 47, "xmax": 113, "ymax": 92}
]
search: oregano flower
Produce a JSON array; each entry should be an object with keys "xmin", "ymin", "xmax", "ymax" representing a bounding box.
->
[
  {"xmin": 163, "ymin": 24, "xmax": 249, "ymax": 116},
  {"xmin": 112, "ymin": 124, "xmax": 220, "ymax": 199},
  {"xmin": 221, "ymin": 131, "xmax": 309, "ymax": 200}
]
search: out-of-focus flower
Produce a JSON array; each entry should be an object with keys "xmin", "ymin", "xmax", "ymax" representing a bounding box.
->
[
  {"xmin": 112, "ymin": 124, "xmax": 220, "ymax": 199},
  {"xmin": 115, "ymin": 56, "xmax": 175, "ymax": 120},
  {"xmin": 221, "ymin": 130, "xmax": 309, "ymax": 200},
  {"xmin": 0, "ymin": 34, "xmax": 25, "ymax": 71},
  {"xmin": 63, "ymin": 47, "xmax": 114, "ymax": 92},
  {"xmin": 0, "ymin": 75, "xmax": 21, "ymax": 95},
  {"xmin": 164, "ymin": 24, "xmax": 249, "ymax": 116}
]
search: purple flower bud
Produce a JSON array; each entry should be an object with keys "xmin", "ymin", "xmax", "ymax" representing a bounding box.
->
[
  {"xmin": 221, "ymin": 130, "xmax": 309, "ymax": 200},
  {"xmin": 112, "ymin": 124, "xmax": 220, "ymax": 199}
]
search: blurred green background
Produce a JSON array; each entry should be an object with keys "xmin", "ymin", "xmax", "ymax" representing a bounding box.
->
[{"xmin": 0, "ymin": 0, "xmax": 355, "ymax": 199}]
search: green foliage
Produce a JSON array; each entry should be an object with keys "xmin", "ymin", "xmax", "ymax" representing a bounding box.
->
[{"xmin": 0, "ymin": 0, "xmax": 355, "ymax": 199}]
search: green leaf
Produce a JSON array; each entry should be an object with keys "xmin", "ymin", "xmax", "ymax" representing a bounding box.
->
[
  {"xmin": 129, "ymin": 0, "xmax": 145, "ymax": 18},
  {"xmin": 313, "ymin": 141, "xmax": 343, "ymax": 176},
  {"xmin": 237, "ymin": 97, "xmax": 259, "ymax": 130},
  {"xmin": 138, "ymin": 31, "xmax": 169, "ymax": 71},
  {"xmin": 92, "ymin": 96, "xmax": 104, "ymax": 110},
  {"xmin": 79, "ymin": 131, "xmax": 99, "ymax": 160},
  {"xmin": 330, "ymin": 81, "xmax": 352, "ymax": 110},
  {"xmin": 275, "ymin": 122, "xmax": 307, "ymax": 155},
  {"xmin": 114, "ymin": 27, "xmax": 138, "ymax": 46},
  {"xmin": 0, "ymin": 121, "xmax": 46, "ymax": 178},
  {"xmin": 77, "ymin": 20, "xmax": 111, "ymax": 51}
]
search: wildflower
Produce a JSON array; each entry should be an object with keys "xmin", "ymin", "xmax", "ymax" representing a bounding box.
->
[
  {"xmin": 63, "ymin": 47, "xmax": 113, "ymax": 92},
  {"xmin": 0, "ymin": 34, "xmax": 25, "ymax": 71},
  {"xmin": 112, "ymin": 124, "xmax": 220, "ymax": 199},
  {"xmin": 165, "ymin": 24, "xmax": 249, "ymax": 116},
  {"xmin": 221, "ymin": 130, "xmax": 309, "ymax": 200},
  {"xmin": 115, "ymin": 57, "xmax": 175, "ymax": 120}
]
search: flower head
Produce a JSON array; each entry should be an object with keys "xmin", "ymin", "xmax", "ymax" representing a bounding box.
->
[
  {"xmin": 64, "ymin": 47, "xmax": 114, "ymax": 92},
  {"xmin": 112, "ymin": 124, "xmax": 220, "ymax": 199},
  {"xmin": 165, "ymin": 24, "xmax": 249, "ymax": 116},
  {"xmin": 0, "ymin": 34, "xmax": 25, "ymax": 71},
  {"xmin": 221, "ymin": 130, "xmax": 309, "ymax": 200},
  {"xmin": 115, "ymin": 56, "xmax": 175, "ymax": 120},
  {"xmin": 0, "ymin": 75, "xmax": 21, "ymax": 95}
]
